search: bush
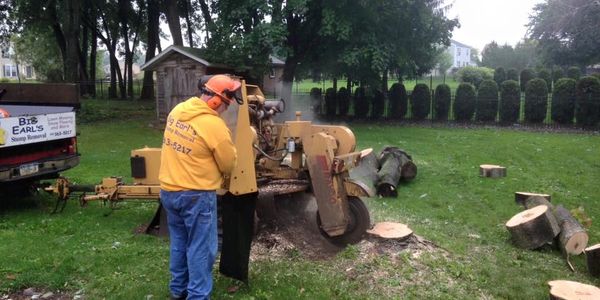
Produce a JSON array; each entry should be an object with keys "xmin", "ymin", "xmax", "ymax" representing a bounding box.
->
[
  {"xmin": 567, "ymin": 66, "xmax": 581, "ymax": 81},
  {"xmin": 506, "ymin": 68, "xmax": 519, "ymax": 81},
  {"xmin": 592, "ymin": 73, "xmax": 600, "ymax": 81},
  {"xmin": 324, "ymin": 87, "xmax": 336, "ymax": 117},
  {"xmin": 494, "ymin": 67, "xmax": 506, "ymax": 86},
  {"xmin": 537, "ymin": 68, "xmax": 552, "ymax": 91},
  {"xmin": 457, "ymin": 66, "xmax": 494, "ymax": 88},
  {"xmin": 371, "ymin": 88, "xmax": 385, "ymax": 119},
  {"xmin": 433, "ymin": 84, "xmax": 451, "ymax": 121},
  {"xmin": 499, "ymin": 80, "xmax": 520, "ymax": 123},
  {"xmin": 388, "ymin": 83, "xmax": 408, "ymax": 120},
  {"xmin": 524, "ymin": 78, "xmax": 548, "ymax": 123},
  {"xmin": 309, "ymin": 87, "xmax": 322, "ymax": 114},
  {"xmin": 353, "ymin": 86, "xmax": 369, "ymax": 119},
  {"xmin": 476, "ymin": 79, "xmax": 499, "ymax": 122},
  {"xmin": 575, "ymin": 76, "xmax": 600, "ymax": 127},
  {"xmin": 454, "ymin": 83, "xmax": 476, "ymax": 121},
  {"xmin": 337, "ymin": 87, "xmax": 351, "ymax": 117},
  {"xmin": 552, "ymin": 68, "xmax": 564, "ymax": 83},
  {"xmin": 520, "ymin": 68, "xmax": 535, "ymax": 92},
  {"xmin": 551, "ymin": 78, "xmax": 576, "ymax": 124},
  {"xmin": 410, "ymin": 83, "xmax": 431, "ymax": 120}
]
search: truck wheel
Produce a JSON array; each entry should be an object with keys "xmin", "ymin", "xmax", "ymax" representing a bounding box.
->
[{"xmin": 317, "ymin": 196, "xmax": 370, "ymax": 246}]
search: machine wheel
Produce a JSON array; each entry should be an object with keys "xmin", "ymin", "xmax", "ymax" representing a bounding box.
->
[{"xmin": 317, "ymin": 196, "xmax": 370, "ymax": 246}]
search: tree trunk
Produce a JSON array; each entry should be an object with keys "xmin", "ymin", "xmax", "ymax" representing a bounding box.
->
[
  {"xmin": 89, "ymin": 27, "xmax": 97, "ymax": 97},
  {"xmin": 183, "ymin": 0, "xmax": 194, "ymax": 47},
  {"xmin": 548, "ymin": 280, "xmax": 600, "ymax": 300},
  {"xmin": 367, "ymin": 222, "xmax": 413, "ymax": 240},
  {"xmin": 64, "ymin": 0, "xmax": 81, "ymax": 83},
  {"xmin": 515, "ymin": 192, "xmax": 551, "ymax": 207},
  {"xmin": 198, "ymin": 0, "xmax": 212, "ymax": 43},
  {"xmin": 348, "ymin": 148, "xmax": 379, "ymax": 197},
  {"xmin": 281, "ymin": 56, "xmax": 298, "ymax": 103},
  {"xmin": 141, "ymin": 0, "xmax": 159, "ymax": 100},
  {"xmin": 555, "ymin": 205, "xmax": 588, "ymax": 255},
  {"xmin": 523, "ymin": 195, "xmax": 554, "ymax": 210},
  {"xmin": 376, "ymin": 147, "xmax": 417, "ymax": 197},
  {"xmin": 505, "ymin": 205, "xmax": 560, "ymax": 249},
  {"xmin": 585, "ymin": 244, "xmax": 600, "ymax": 277},
  {"xmin": 165, "ymin": 0, "xmax": 183, "ymax": 46}
]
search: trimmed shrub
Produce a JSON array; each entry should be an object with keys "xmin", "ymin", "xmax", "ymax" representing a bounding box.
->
[
  {"xmin": 476, "ymin": 79, "xmax": 499, "ymax": 122},
  {"xmin": 494, "ymin": 67, "xmax": 506, "ymax": 86},
  {"xmin": 371, "ymin": 88, "xmax": 385, "ymax": 119},
  {"xmin": 506, "ymin": 68, "xmax": 519, "ymax": 81},
  {"xmin": 499, "ymin": 80, "xmax": 520, "ymax": 123},
  {"xmin": 433, "ymin": 84, "xmax": 451, "ymax": 121},
  {"xmin": 537, "ymin": 68, "xmax": 552, "ymax": 91},
  {"xmin": 353, "ymin": 86, "xmax": 370, "ymax": 119},
  {"xmin": 520, "ymin": 68, "xmax": 535, "ymax": 92},
  {"xmin": 552, "ymin": 68, "xmax": 564, "ymax": 84},
  {"xmin": 454, "ymin": 83, "xmax": 476, "ymax": 121},
  {"xmin": 410, "ymin": 83, "xmax": 430, "ymax": 120},
  {"xmin": 551, "ymin": 78, "xmax": 576, "ymax": 124},
  {"xmin": 567, "ymin": 66, "xmax": 581, "ymax": 81},
  {"xmin": 388, "ymin": 83, "xmax": 408, "ymax": 120},
  {"xmin": 337, "ymin": 87, "xmax": 351, "ymax": 117},
  {"xmin": 575, "ymin": 76, "xmax": 600, "ymax": 127},
  {"xmin": 324, "ymin": 87, "xmax": 336, "ymax": 117},
  {"xmin": 309, "ymin": 87, "xmax": 322, "ymax": 114},
  {"xmin": 524, "ymin": 78, "xmax": 548, "ymax": 123},
  {"xmin": 457, "ymin": 66, "xmax": 494, "ymax": 88}
]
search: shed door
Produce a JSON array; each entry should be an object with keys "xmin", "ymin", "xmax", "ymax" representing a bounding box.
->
[{"xmin": 165, "ymin": 66, "xmax": 198, "ymax": 113}]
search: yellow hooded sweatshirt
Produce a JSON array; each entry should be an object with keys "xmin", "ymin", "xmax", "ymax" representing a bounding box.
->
[{"xmin": 159, "ymin": 97, "xmax": 237, "ymax": 191}]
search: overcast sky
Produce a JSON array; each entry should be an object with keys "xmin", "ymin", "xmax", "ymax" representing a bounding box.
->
[{"xmin": 445, "ymin": 0, "xmax": 545, "ymax": 52}]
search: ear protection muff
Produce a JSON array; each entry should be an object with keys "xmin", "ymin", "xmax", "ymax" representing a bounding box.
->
[{"xmin": 206, "ymin": 94, "xmax": 223, "ymax": 110}]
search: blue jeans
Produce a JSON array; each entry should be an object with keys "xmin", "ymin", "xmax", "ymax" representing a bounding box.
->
[{"xmin": 160, "ymin": 190, "xmax": 218, "ymax": 300}]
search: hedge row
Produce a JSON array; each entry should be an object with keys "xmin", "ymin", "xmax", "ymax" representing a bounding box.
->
[{"xmin": 312, "ymin": 75, "xmax": 600, "ymax": 126}]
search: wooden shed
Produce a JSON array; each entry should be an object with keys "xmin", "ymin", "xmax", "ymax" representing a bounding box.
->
[{"xmin": 141, "ymin": 45, "xmax": 284, "ymax": 121}]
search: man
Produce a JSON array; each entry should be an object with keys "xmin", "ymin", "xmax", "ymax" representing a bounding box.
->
[{"xmin": 159, "ymin": 74, "xmax": 240, "ymax": 300}]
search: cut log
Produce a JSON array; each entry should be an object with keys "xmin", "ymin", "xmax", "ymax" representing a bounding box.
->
[
  {"xmin": 515, "ymin": 192, "xmax": 551, "ymax": 206},
  {"xmin": 479, "ymin": 164, "xmax": 506, "ymax": 177},
  {"xmin": 585, "ymin": 244, "xmax": 600, "ymax": 277},
  {"xmin": 348, "ymin": 148, "xmax": 379, "ymax": 197},
  {"xmin": 523, "ymin": 195, "xmax": 554, "ymax": 210},
  {"xmin": 548, "ymin": 280, "xmax": 600, "ymax": 300},
  {"xmin": 367, "ymin": 222, "xmax": 413, "ymax": 240},
  {"xmin": 376, "ymin": 147, "xmax": 417, "ymax": 197},
  {"xmin": 506, "ymin": 205, "xmax": 560, "ymax": 249},
  {"xmin": 554, "ymin": 205, "xmax": 588, "ymax": 255}
]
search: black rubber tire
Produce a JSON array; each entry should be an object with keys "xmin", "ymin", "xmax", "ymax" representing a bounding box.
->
[{"xmin": 317, "ymin": 196, "xmax": 370, "ymax": 246}]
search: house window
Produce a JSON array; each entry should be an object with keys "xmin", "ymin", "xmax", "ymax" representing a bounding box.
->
[
  {"xmin": 26, "ymin": 66, "xmax": 33, "ymax": 78},
  {"xmin": 1, "ymin": 48, "xmax": 9, "ymax": 59},
  {"xmin": 457, "ymin": 48, "xmax": 461, "ymax": 56},
  {"xmin": 3, "ymin": 65, "xmax": 18, "ymax": 77}
]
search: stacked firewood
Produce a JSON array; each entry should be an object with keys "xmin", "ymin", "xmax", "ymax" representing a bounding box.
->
[
  {"xmin": 506, "ymin": 192, "xmax": 599, "ymax": 278},
  {"xmin": 348, "ymin": 146, "xmax": 417, "ymax": 198}
]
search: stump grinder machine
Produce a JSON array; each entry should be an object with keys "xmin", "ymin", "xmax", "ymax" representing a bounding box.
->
[{"xmin": 46, "ymin": 81, "xmax": 374, "ymax": 245}]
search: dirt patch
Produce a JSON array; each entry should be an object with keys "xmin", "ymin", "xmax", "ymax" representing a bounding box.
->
[
  {"xmin": 2, "ymin": 288, "xmax": 74, "ymax": 300},
  {"xmin": 250, "ymin": 193, "xmax": 447, "ymax": 262}
]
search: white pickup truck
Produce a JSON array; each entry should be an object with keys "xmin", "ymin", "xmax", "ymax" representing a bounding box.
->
[{"xmin": 0, "ymin": 83, "xmax": 80, "ymax": 192}]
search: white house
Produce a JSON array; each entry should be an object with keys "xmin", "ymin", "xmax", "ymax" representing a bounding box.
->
[
  {"xmin": 449, "ymin": 39, "xmax": 475, "ymax": 68},
  {"xmin": 1, "ymin": 44, "xmax": 35, "ymax": 80}
]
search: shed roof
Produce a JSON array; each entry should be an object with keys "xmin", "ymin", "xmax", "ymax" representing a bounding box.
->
[
  {"xmin": 140, "ymin": 45, "xmax": 231, "ymax": 71},
  {"xmin": 451, "ymin": 39, "xmax": 473, "ymax": 49}
]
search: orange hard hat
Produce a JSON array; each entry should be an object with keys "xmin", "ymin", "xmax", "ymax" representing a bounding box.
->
[
  {"xmin": 204, "ymin": 75, "xmax": 242, "ymax": 105},
  {"xmin": 0, "ymin": 108, "xmax": 10, "ymax": 118}
]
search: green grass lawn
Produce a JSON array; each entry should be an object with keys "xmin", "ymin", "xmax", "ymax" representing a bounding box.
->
[{"xmin": 1, "ymin": 99, "xmax": 599, "ymax": 299}]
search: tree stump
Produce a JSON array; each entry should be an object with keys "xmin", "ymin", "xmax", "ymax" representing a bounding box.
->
[
  {"xmin": 547, "ymin": 280, "xmax": 600, "ymax": 300},
  {"xmin": 554, "ymin": 205, "xmax": 588, "ymax": 255},
  {"xmin": 348, "ymin": 148, "xmax": 380, "ymax": 197},
  {"xmin": 506, "ymin": 205, "xmax": 560, "ymax": 249},
  {"xmin": 367, "ymin": 222, "xmax": 413, "ymax": 240},
  {"xmin": 585, "ymin": 244, "xmax": 600, "ymax": 277},
  {"xmin": 376, "ymin": 147, "xmax": 417, "ymax": 197},
  {"xmin": 479, "ymin": 164, "xmax": 506, "ymax": 177},
  {"xmin": 515, "ymin": 192, "xmax": 551, "ymax": 206}
]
